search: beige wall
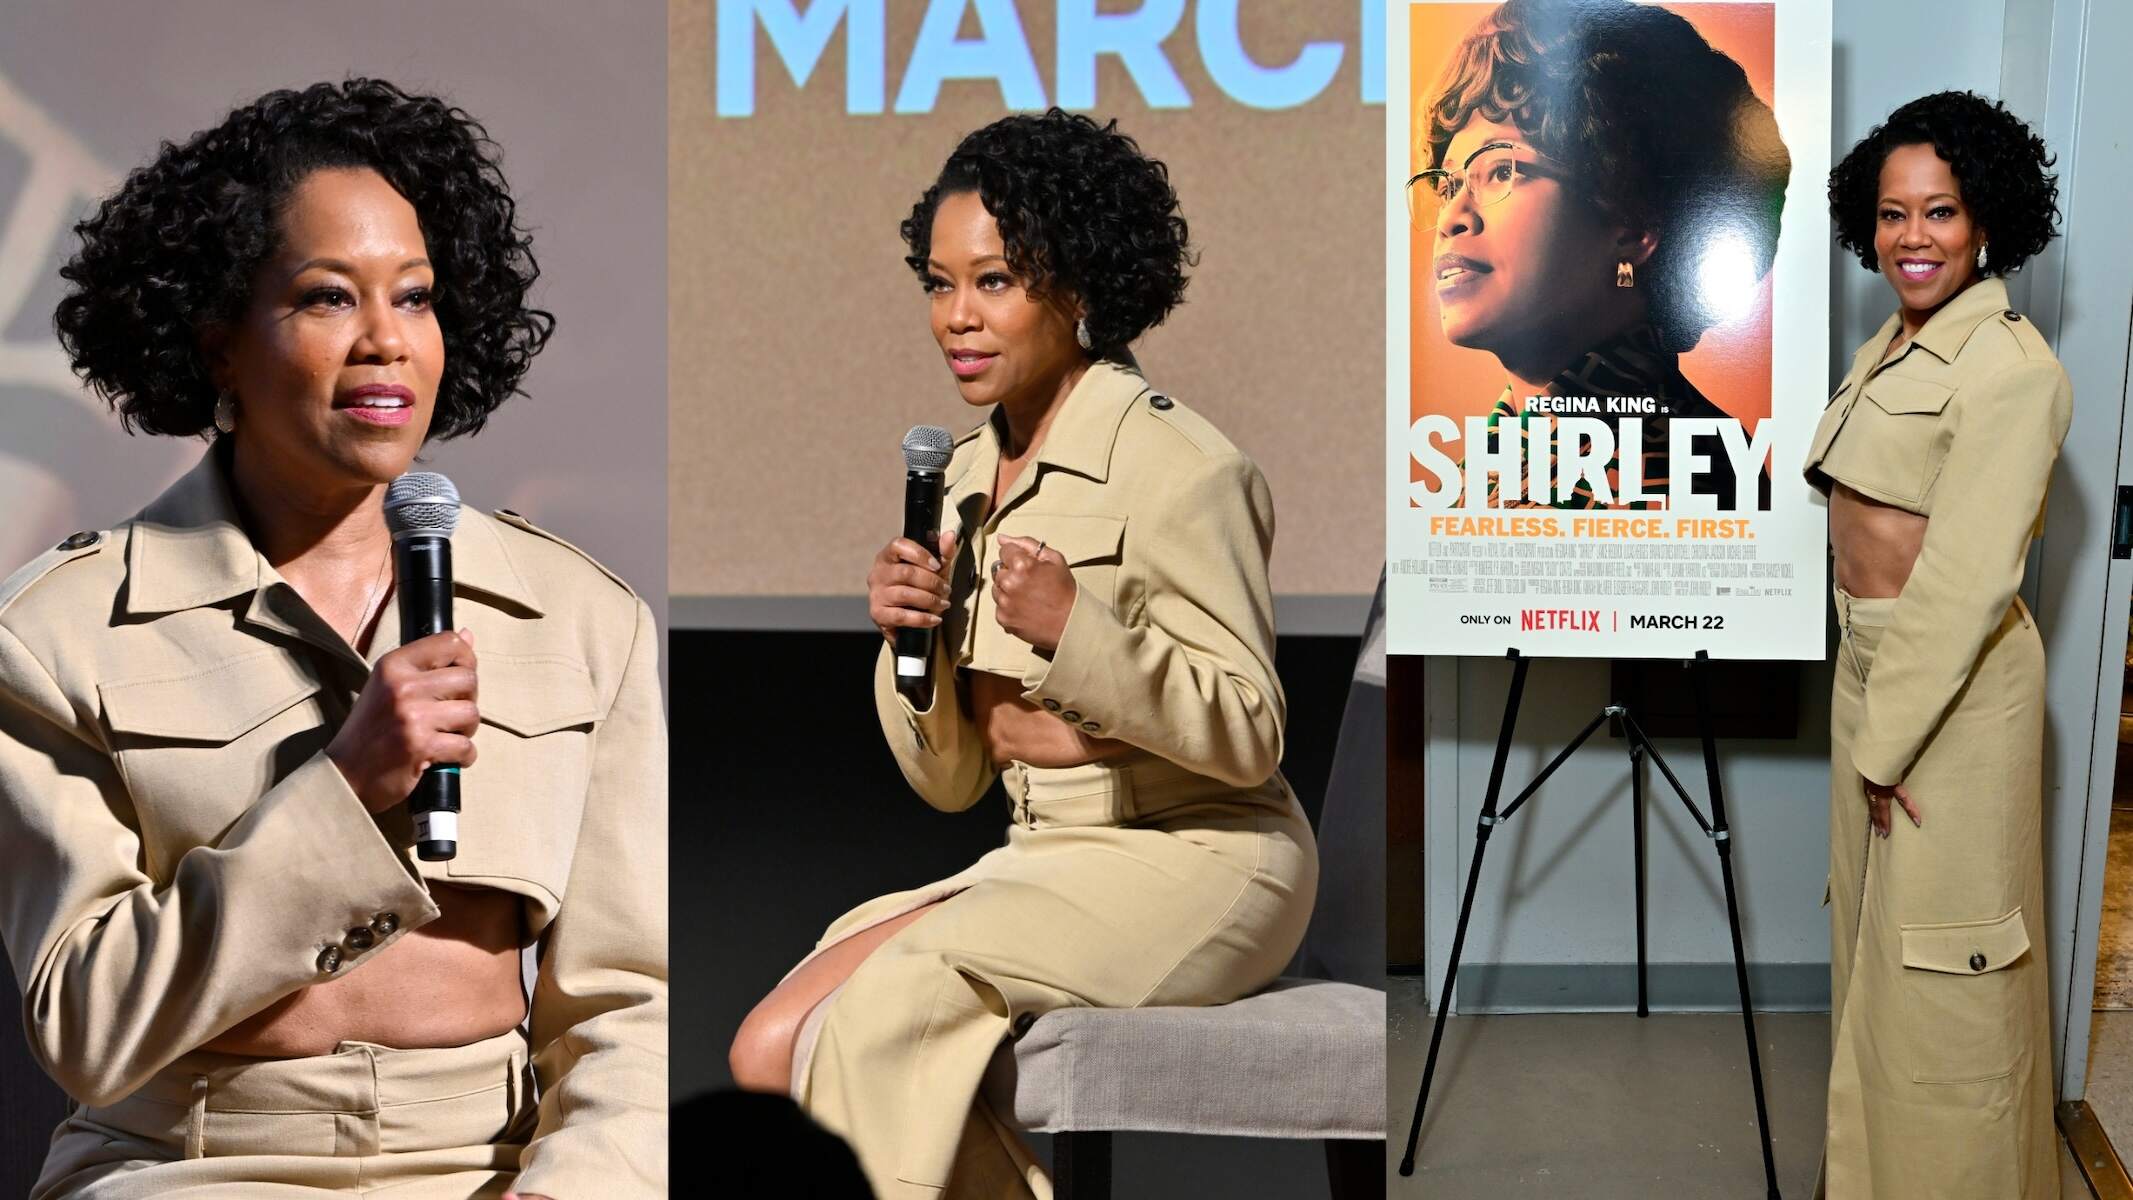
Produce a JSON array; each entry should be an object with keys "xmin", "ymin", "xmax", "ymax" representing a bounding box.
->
[{"xmin": 671, "ymin": 0, "xmax": 1383, "ymax": 613}]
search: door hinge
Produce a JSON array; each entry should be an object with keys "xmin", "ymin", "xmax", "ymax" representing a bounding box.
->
[{"xmin": 2116, "ymin": 486, "xmax": 2133, "ymax": 559}]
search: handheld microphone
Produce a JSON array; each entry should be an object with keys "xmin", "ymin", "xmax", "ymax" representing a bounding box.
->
[
  {"xmin": 895, "ymin": 426, "xmax": 954, "ymax": 710},
  {"xmin": 384, "ymin": 472, "xmax": 462, "ymax": 861}
]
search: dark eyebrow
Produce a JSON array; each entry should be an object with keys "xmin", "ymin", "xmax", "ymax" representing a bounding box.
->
[
  {"xmin": 923, "ymin": 255, "xmax": 1009, "ymax": 271},
  {"xmin": 292, "ymin": 257, "xmax": 432, "ymax": 274},
  {"xmin": 1876, "ymin": 194, "xmax": 1960, "ymax": 208},
  {"xmin": 1461, "ymin": 140, "xmax": 1519, "ymax": 170}
]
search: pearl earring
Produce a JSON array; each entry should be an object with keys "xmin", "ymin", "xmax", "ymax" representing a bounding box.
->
[
  {"xmin": 1075, "ymin": 316, "xmax": 1094, "ymax": 352},
  {"xmin": 1975, "ymin": 244, "xmax": 1988, "ymax": 273},
  {"xmin": 212, "ymin": 392, "xmax": 238, "ymax": 434}
]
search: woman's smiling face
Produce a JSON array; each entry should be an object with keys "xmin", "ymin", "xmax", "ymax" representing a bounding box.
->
[{"xmin": 1873, "ymin": 142, "xmax": 1986, "ymax": 324}]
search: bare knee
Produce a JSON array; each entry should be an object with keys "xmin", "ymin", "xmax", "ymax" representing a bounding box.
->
[{"xmin": 729, "ymin": 996, "xmax": 801, "ymax": 1094}]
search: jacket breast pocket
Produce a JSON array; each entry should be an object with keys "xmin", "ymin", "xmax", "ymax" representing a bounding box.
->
[
  {"xmin": 1001, "ymin": 513, "xmax": 1127, "ymax": 609},
  {"xmin": 1846, "ymin": 376, "xmax": 1953, "ymax": 503},
  {"xmin": 99, "ymin": 652, "xmax": 328, "ymax": 877},
  {"xmin": 446, "ymin": 654, "xmax": 601, "ymax": 905},
  {"xmin": 1899, "ymin": 909, "xmax": 2031, "ymax": 1084}
]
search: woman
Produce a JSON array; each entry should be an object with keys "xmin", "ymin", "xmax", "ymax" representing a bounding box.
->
[
  {"xmin": 1415, "ymin": 0, "xmax": 1788, "ymax": 510},
  {"xmin": 727, "ymin": 109, "xmax": 1318, "ymax": 1198},
  {"xmin": 1806, "ymin": 91, "xmax": 2068, "ymax": 1199},
  {"xmin": 0, "ymin": 80, "xmax": 665, "ymax": 1199}
]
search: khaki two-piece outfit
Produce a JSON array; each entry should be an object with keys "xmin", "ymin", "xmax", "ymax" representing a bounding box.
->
[
  {"xmin": 1804, "ymin": 277, "xmax": 2071, "ymax": 1199},
  {"xmin": 0, "ymin": 446, "xmax": 667, "ymax": 1198},
  {"xmin": 787, "ymin": 361, "xmax": 1319, "ymax": 1199}
]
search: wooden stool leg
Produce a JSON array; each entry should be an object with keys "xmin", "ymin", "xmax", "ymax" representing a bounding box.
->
[
  {"xmin": 1054, "ymin": 1130, "xmax": 1112, "ymax": 1200},
  {"xmin": 1326, "ymin": 1138, "xmax": 1386, "ymax": 1199}
]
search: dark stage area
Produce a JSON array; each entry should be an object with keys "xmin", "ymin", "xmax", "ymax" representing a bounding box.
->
[{"xmin": 676, "ymin": 626, "xmax": 1367, "ymax": 1198}]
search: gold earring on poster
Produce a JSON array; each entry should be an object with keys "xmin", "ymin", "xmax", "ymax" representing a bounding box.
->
[
  {"xmin": 212, "ymin": 391, "xmax": 238, "ymax": 434},
  {"xmin": 1075, "ymin": 316, "xmax": 1095, "ymax": 353},
  {"xmin": 1615, "ymin": 260, "xmax": 1635, "ymax": 288}
]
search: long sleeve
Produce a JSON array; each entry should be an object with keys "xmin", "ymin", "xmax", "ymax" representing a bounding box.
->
[
  {"xmin": 1853, "ymin": 359, "xmax": 2072, "ymax": 784},
  {"xmin": 0, "ymin": 623, "xmax": 439, "ymax": 1107},
  {"xmin": 873, "ymin": 633, "xmax": 995, "ymax": 812},
  {"xmin": 1020, "ymin": 452, "xmax": 1285, "ymax": 787},
  {"xmin": 513, "ymin": 597, "xmax": 669, "ymax": 1198}
]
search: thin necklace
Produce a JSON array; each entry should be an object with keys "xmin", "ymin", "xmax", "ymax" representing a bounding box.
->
[{"xmin": 347, "ymin": 539, "xmax": 391, "ymax": 651}]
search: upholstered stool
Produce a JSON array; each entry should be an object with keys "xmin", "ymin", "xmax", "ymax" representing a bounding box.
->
[{"xmin": 982, "ymin": 978, "xmax": 1386, "ymax": 1199}]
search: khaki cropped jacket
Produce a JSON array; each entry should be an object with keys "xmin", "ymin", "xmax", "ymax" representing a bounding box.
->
[
  {"xmin": 1804, "ymin": 277, "xmax": 2073, "ymax": 786},
  {"xmin": 0, "ymin": 448, "xmax": 667, "ymax": 1199},
  {"xmin": 873, "ymin": 360, "xmax": 1285, "ymax": 809}
]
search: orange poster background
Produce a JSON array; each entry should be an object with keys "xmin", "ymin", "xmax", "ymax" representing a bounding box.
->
[{"xmin": 1407, "ymin": 2, "xmax": 1779, "ymax": 491}]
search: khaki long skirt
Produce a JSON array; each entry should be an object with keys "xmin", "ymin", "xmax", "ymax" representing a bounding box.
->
[
  {"xmin": 1821, "ymin": 587, "xmax": 2056, "ymax": 1199},
  {"xmin": 787, "ymin": 754, "xmax": 1317, "ymax": 1200},
  {"xmin": 33, "ymin": 1029, "xmax": 535, "ymax": 1198}
]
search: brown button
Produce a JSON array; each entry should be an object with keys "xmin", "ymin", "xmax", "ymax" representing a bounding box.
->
[
  {"xmin": 317, "ymin": 946, "xmax": 343, "ymax": 974},
  {"xmin": 2003, "ymin": 311, "xmax": 2021, "ymax": 322},
  {"xmin": 371, "ymin": 912, "xmax": 400, "ymax": 937},
  {"xmin": 1042, "ymin": 699, "xmax": 1061, "ymax": 712},
  {"xmin": 345, "ymin": 927, "xmax": 376, "ymax": 952},
  {"xmin": 1081, "ymin": 721, "xmax": 1100, "ymax": 733},
  {"xmin": 1969, "ymin": 951, "xmax": 1987, "ymax": 972},
  {"xmin": 1013, "ymin": 1012, "xmax": 1037, "ymax": 1036},
  {"xmin": 1149, "ymin": 395, "xmax": 1174, "ymax": 411},
  {"xmin": 56, "ymin": 531, "xmax": 99, "ymax": 551},
  {"xmin": 1061, "ymin": 710, "xmax": 1081, "ymax": 723}
]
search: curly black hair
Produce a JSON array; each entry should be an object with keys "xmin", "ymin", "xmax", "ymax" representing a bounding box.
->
[
  {"xmin": 1828, "ymin": 91, "xmax": 2058, "ymax": 277},
  {"xmin": 54, "ymin": 78, "xmax": 553, "ymax": 439},
  {"xmin": 1426, "ymin": 0, "xmax": 1792, "ymax": 351},
  {"xmin": 900, "ymin": 109, "xmax": 1192, "ymax": 357}
]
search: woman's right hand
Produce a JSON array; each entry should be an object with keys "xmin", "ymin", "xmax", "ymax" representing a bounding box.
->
[
  {"xmin": 327, "ymin": 629, "xmax": 481, "ymax": 815},
  {"xmin": 868, "ymin": 531, "xmax": 958, "ymax": 644}
]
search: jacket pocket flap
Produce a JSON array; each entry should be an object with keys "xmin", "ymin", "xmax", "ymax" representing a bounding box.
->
[
  {"xmin": 1900, "ymin": 909, "xmax": 2030, "ymax": 975},
  {"xmin": 1862, "ymin": 376, "xmax": 1954, "ymax": 415},
  {"xmin": 100, "ymin": 652, "xmax": 320, "ymax": 742},
  {"xmin": 477, "ymin": 656, "xmax": 601, "ymax": 736},
  {"xmin": 1005, "ymin": 514, "xmax": 1125, "ymax": 566}
]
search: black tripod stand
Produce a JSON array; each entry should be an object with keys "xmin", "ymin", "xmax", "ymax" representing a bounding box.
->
[{"xmin": 1396, "ymin": 649, "xmax": 1782, "ymax": 1200}]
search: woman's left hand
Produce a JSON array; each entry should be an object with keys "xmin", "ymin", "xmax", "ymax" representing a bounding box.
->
[
  {"xmin": 1862, "ymin": 775, "xmax": 1920, "ymax": 837},
  {"xmin": 991, "ymin": 535, "xmax": 1076, "ymax": 655}
]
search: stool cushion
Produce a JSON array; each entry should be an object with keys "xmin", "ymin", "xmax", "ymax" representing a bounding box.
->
[{"xmin": 980, "ymin": 978, "xmax": 1384, "ymax": 1140}]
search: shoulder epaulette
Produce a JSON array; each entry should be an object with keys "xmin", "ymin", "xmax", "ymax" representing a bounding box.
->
[
  {"xmin": 1134, "ymin": 389, "xmax": 1236, "ymax": 458},
  {"xmin": 0, "ymin": 530, "xmax": 108, "ymax": 619},
  {"xmin": 491, "ymin": 510, "xmax": 636, "ymax": 598}
]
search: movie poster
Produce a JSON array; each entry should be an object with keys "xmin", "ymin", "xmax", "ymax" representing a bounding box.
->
[{"xmin": 1385, "ymin": 0, "xmax": 1830, "ymax": 658}]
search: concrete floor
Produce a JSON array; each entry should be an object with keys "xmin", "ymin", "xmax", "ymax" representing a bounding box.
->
[
  {"xmin": 1387, "ymin": 976, "xmax": 2088, "ymax": 1197},
  {"xmin": 2091, "ymin": 1010, "xmax": 2133, "ymax": 1156}
]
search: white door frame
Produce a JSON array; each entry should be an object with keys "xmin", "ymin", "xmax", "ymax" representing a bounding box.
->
[{"xmin": 2019, "ymin": 0, "xmax": 2133, "ymax": 1102}]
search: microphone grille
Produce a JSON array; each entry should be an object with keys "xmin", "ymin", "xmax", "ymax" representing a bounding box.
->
[
  {"xmin": 384, "ymin": 472, "xmax": 462, "ymax": 538},
  {"xmin": 901, "ymin": 425, "xmax": 954, "ymax": 472}
]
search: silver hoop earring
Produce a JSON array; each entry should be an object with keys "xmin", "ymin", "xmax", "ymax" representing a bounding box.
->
[
  {"xmin": 212, "ymin": 392, "xmax": 237, "ymax": 434},
  {"xmin": 1075, "ymin": 316, "xmax": 1094, "ymax": 353},
  {"xmin": 1975, "ymin": 244, "xmax": 1988, "ymax": 273}
]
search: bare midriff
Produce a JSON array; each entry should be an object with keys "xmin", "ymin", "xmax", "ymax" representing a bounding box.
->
[
  {"xmin": 1829, "ymin": 482, "xmax": 1928, "ymax": 599},
  {"xmin": 202, "ymin": 883, "xmax": 527, "ymax": 1057},
  {"xmin": 969, "ymin": 670, "xmax": 1137, "ymax": 768}
]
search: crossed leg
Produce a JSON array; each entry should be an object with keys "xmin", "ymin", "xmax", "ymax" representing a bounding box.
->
[{"xmin": 728, "ymin": 900, "xmax": 946, "ymax": 1094}]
